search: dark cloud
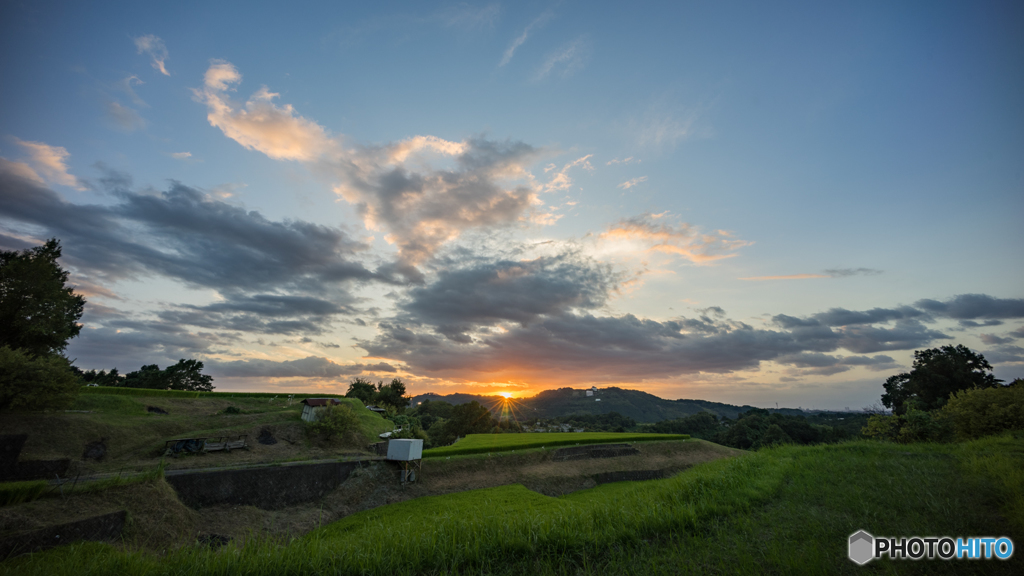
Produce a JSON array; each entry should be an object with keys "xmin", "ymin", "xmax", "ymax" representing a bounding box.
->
[
  {"xmin": 981, "ymin": 345, "xmax": 1024, "ymax": 364},
  {"xmin": 401, "ymin": 252, "xmax": 618, "ymax": 341},
  {"xmin": 810, "ymin": 306, "xmax": 928, "ymax": 327},
  {"xmin": 0, "ymin": 163, "xmax": 379, "ymax": 342},
  {"xmin": 207, "ymin": 356, "xmax": 396, "ymax": 379},
  {"xmin": 0, "ymin": 166, "xmax": 375, "ymax": 292},
  {"xmin": 157, "ymin": 294, "xmax": 355, "ymax": 335},
  {"xmin": 958, "ymin": 320, "xmax": 1003, "ymax": 328},
  {"xmin": 915, "ymin": 294, "xmax": 1024, "ymax": 320},
  {"xmin": 1011, "ymin": 326, "xmax": 1024, "ymax": 339},
  {"xmin": 980, "ymin": 334, "xmax": 1014, "ymax": 345}
]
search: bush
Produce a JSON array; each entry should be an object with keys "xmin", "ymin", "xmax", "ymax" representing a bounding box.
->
[
  {"xmin": 307, "ymin": 403, "xmax": 362, "ymax": 442},
  {"xmin": 0, "ymin": 345, "xmax": 80, "ymax": 411},
  {"xmin": 861, "ymin": 410, "xmax": 953, "ymax": 443},
  {"xmin": 941, "ymin": 385, "xmax": 1024, "ymax": 440}
]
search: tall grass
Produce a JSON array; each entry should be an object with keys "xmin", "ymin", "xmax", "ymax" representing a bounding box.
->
[
  {"xmin": 422, "ymin": 432, "xmax": 689, "ymax": 458},
  {"xmin": 4, "ymin": 436, "xmax": 1020, "ymax": 575},
  {"xmin": 0, "ymin": 480, "xmax": 48, "ymax": 507}
]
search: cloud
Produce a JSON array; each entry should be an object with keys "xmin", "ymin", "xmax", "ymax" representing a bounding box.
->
[
  {"xmin": 400, "ymin": 252, "xmax": 619, "ymax": 342},
  {"xmin": 196, "ymin": 61, "xmax": 549, "ymax": 271},
  {"xmin": 134, "ymin": 34, "xmax": 170, "ymax": 75},
  {"xmin": 980, "ymin": 333, "xmax": 1013, "ymax": 345},
  {"xmin": 741, "ymin": 268, "xmax": 883, "ymax": 281},
  {"xmin": 10, "ymin": 138, "xmax": 84, "ymax": 189},
  {"xmin": 617, "ymin": 176, "xmax": 647, "ymax": 189},
  {"xmin": 105, "ymin": 101, "xmax": 145, "ymax": 132},
  {"xmin": 194, "ymin": 60, "xmax": 335, "ymax": 161},
  {"xmin": 207, "ymin": 356, "xmax": 397, "ymax": 379},
  {"xmin": 776, "ymin": 352, "xmax": 898, "ymax": 376},
  {"xmin": 500, "ymin": 11, "xmax": 553, "ymax": 67},
  {"xmin": 535, "ymin": 36, "xmax": 589, "ymax": 80},
  {"xmin": 915, "ymin": 294, "xmax": 1024, "ymax": 321},
  {"xmin": 170, "ymin": 152, "xmax": 192, "ymax": 159},
  {"xmin": 600, "ymin": 213, "xmax": 750, "ymax": 264},
  {"xmin": 334, "ymin": 135, "xmax": 544, "ymax": 270},
  {"xmin": 0, "ymin": 157, "xmax": 45, "ymax": 186},
  {"xmin": 606, "ymin": 157, "xmax": 638, "ymax": 166},
  {"xmin": 114, "ymin": 75, "xmax": 147, "ymax": 107},
  {"xmin": 1011, "ymin": 326, "xmax": 1024, "ymax": 339},
  {"xmin": 0, "ymin": 163, "xmax": 376, "ymax": 331},
  {"xmin": 438, "ymin": 3, "xmax": 500, "ymax": 30},
  {"xmin": 544, "ymin": 154, "xmax": 593, "ymax": 192},
  {"xmin": 981, "ymin": 345, "xmax": 1024, "ymax": 364}
]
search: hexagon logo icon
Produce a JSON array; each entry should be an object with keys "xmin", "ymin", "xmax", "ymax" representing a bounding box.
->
[{"xmin": 849, "ymin": 530, "xmax": 874, "ymax": 565}]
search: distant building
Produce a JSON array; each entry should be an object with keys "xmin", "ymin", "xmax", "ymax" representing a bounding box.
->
[
  {"xmin": 586, "ymin": 390, "xmax": 594, "ymax": 397},
  {"xmin": 366, "ymin": 405, "xmax": 387, "ymax": 414},
  {"xmin": 300, "ymin": 398, "xmax": 340, "ymax": 422}
]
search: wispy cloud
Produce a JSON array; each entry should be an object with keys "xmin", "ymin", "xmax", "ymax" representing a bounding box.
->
[
  {"xmin": 544, "ymin": 154, "xmax": 593, "ymax": 192},
  {"xmin": 114, "ymin": 75, "xmax": 147, "ymax": 107},
  {"xmin": 740, "ymin": 268, "xmax": 882, "ymax": 281},
  {"xmin": 439, "ymin": 3, "xmax": 500, "ymax": 30},
  {"xmin": 10, "ymin": 137, "xmax": 85, "ymax": 189},
  {"xmin": 601, "ymin": 213, "xmax": 750, "ymax": 264},
  {"xmin": 617, "ymin": 176, "xmax": 647, "ymax": 189},
  {"xmin": 105, "ymin": 101, "xmax": 145, "ymax": 132},
  {"xmin": 133, "ymin": 34, "xmax": 170, "ymax": 76},
  {"xmin": 535, "ymin": 36, "xmax": 589, "ymax": 80},
  {"xmin": 170, "ymin": 152, "xmax": 192, "ymax": 159},
  {"xmin": 606, "ymin": 157, "xmax": 638, "ymax": 166},
  {"xmin": 500, "ymin": 11, "xmax": 553, "ymax": 67}
]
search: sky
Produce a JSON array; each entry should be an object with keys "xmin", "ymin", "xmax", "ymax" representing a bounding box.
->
[{"xmin": 1, "ymin": 1, "xmax": 1022, "ymax": 410}]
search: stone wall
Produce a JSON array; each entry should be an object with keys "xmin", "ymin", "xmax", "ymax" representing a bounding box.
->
[{"xmin": 164, "ymin": 460, "xmax": 365, "ymax": 510}]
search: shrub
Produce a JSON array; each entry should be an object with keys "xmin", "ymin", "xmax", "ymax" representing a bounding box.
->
[
  {"xmin": 941, "ymin": 385, "xmax": 1024, "ymax": 440},
  {"xmin": 0, "ymin": 345, "xmax": 80, "ymax": 411},
  {"xmin": 307, "ymin": 403, "xmax": 362, "ymax": 442}
]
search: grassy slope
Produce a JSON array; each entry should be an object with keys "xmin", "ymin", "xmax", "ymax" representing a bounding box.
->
[
  {"xmin": 5, "ymin": 434, "xmax": 1021, "ymax": 575},
  {"xmin": 423, "ymin": 432, "xmax": 689, "ymax": 458},
  {"xmin": 0, "ymin": 393, "xmax": 391, "ymax": 474}
]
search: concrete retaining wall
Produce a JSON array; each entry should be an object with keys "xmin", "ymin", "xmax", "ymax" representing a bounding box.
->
[
  {"xmin": 552, "ymin": 444, "xmax": 640, "ymax": 461},
  {"xmin": 593, "ymin": 469, "xmax": 668, "ymax": 484},
  {"xmin": 164, "ymin": 460, "xmax": 364, "ymax": 510}
]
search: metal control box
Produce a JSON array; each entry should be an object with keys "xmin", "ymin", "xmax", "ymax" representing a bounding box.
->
[{"xmin": 386, "ymin": 438, "xmax": 423, "ymax": 461}]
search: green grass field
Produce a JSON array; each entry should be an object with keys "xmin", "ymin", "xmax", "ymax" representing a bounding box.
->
[
  {"xmin": 0, "ymin": 393, "xmax": 392, "ymax": 476},
  {"xmin": 5, "ymin": 434, "xmax": 1020, "ymax": 575},
  {"xmin": 79, "ymin": 386, "xmax": 347, "ymax": 400},
  {"xmin": 422, "ymin": 432, "xmax": 690, "ymax": 458}
]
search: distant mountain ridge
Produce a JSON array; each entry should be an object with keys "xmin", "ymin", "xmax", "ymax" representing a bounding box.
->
[{"xmin": 410, "ymin": 387, "xmax": 808, "ymax": 423}]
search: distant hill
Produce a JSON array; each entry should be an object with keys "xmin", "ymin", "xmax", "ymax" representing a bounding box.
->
[{"xmin": 410, "ymin": 387, "xmax": 806, "ymax": 423}]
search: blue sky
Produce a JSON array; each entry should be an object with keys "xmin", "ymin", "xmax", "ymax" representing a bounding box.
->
[{"xmin": 1, "ymin": 1, "xmax": 1021, "ymax": 409}]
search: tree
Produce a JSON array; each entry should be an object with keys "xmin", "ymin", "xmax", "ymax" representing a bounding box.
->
[
  {"xmin": 123, "ymin": 359, "xmax": 214, "ymax": 391},
  {"xmin": 881, "ymin": 345, "xmax": 1001, "ymax": 415},
  {"xmin": 373, "ymin": 378, "xmax": 410, "ymax": 413},
  {"xmin": 0, "ymin": 239, "xmax": 85, "ymax": 357},
  {"xmin": 165, "ymin": 359, "xmax": 214, "ymax": 392},
  {"xmin": 437, "ymin": 401, "xmax": 495, "ymax": 445},
  {"xmin": 124, "ymin": 364, "xmax": 166, "ymax": 389},
  {"xmin": 345, "ymin": 377, "xmax": 376, "ymax": 404}
]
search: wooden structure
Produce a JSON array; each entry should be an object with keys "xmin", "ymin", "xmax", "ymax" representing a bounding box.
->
[{"xmin": 300, "ymin": 398, "xmax": 341, "ymax": 422}]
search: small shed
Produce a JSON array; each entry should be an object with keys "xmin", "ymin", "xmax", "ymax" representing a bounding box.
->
[
  {"xmin": 300, "ymin": 398, "xmax": 341, "ymax": 422},
  {"xmin": 366, "ymin": 405, "xmax": 387, "ymax": 414}
]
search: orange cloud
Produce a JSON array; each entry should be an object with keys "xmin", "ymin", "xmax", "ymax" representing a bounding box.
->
[
  {"xmin": 600, "ymin": 213, "xmax": 750, "ymax": 264},
  {"xmin": 195, "ymin": 61, "xmax": 335, "ymax": 161}
]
